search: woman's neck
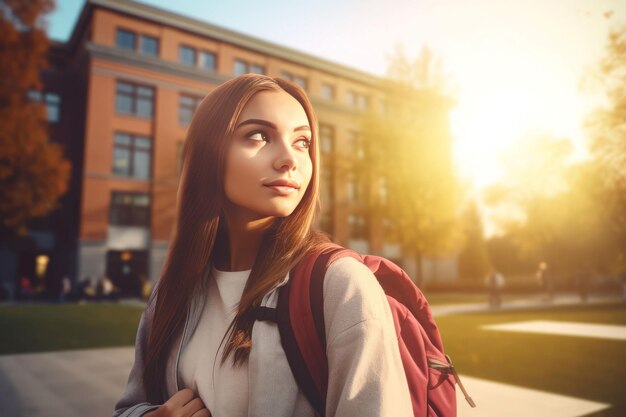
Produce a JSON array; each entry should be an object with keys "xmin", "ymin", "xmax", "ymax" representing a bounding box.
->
[{"xmin": 215, "ymin": 215, "xmax": 275, "ymax": 271}]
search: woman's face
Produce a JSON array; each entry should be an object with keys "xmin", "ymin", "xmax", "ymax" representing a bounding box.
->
[{"xmin": 223, "ymin": 89, "xmax": 313, "ymax": 223}]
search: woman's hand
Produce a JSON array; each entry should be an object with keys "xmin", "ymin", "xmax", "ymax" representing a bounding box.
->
[{"xmin": 143, "ymin": 388, "xmax": 210, "ymax": 417}]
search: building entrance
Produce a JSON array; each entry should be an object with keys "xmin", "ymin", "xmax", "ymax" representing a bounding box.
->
[{"xmin": 105, "ymin": 249, "xmax": 148, "ymax": 298}]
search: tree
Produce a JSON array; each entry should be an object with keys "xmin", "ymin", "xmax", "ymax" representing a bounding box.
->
[
  {"xmin": 483, "ymin": 133, "xmax": 617, "ymax": 279},
  {"xmin": 482, "ymin": 133, "xmax": 574, "ymax": 266},
  {"xmin": 0, "ymin": 0, "xmax": 71, "ymax": 236},
  {"xmin": 586, "ymin": 24, "xmax": 626, "ymax": 274},
  {"xmin": 458, "ymin": 202, "xmax": 491, "ymax": 283},
  {"xmin": 362, "ymin": 44, "xmax": 462, "ymax": 284}
]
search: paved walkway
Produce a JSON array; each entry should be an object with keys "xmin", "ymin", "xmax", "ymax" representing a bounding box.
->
[
  {"xmin": 0, "ymin": 293, "xmax": 623, "ymax": 417},
  {"xmin": 0, "ymin": 347, "xmax": 612, "ymax": 417},
  {"xmin": 430, "ymin": 292, "xmax": 625, "ymax": 317},
  {"xmin": 483, "ymin": 320, "xmax": 626, "ymax": 340},
  {"xmin": 0, "ymin": 347, "xmax": 133, "ymax": 417}
]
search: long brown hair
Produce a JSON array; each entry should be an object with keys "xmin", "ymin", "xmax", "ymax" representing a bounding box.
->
[{"xmin": 142, "ymin": 74, "xmax": 330, "ymax": 401}]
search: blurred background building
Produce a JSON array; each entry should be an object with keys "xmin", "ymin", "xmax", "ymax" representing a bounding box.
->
[{"xmin": 1, "ymin": 0, "xmax": 456, "ymax": 299}]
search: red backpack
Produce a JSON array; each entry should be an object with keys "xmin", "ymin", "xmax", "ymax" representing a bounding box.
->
[{"xmin": 255, "ymin": 243, "xmax": 475, "ymax": 416}]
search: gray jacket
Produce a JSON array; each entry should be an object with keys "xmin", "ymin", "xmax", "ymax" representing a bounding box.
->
[{"xmin": 113, "ymin": 257, "xmax": 413, "ymax": 417}]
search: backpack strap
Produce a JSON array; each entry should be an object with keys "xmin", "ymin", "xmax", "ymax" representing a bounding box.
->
[
  {"xmin": 253, "ymin": 270, "xmax": 325, "ymax": 415},
  {"xmin": 286, "ymin": 244, "xmax": 362, "ymax": 415},
  {"xmin": 254, "ymin": 244, "xmax": 365, "ymax": 416}
]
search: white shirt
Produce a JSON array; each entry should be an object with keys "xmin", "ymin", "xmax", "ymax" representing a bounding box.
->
[{"xmin": 179, "ymin": 266, "xmax": 250, "ymax": 417}]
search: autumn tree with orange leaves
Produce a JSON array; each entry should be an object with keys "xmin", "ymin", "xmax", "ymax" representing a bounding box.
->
[{"xmin": 0, "ymin": 0, "xmax": 70, "ymax": 236}]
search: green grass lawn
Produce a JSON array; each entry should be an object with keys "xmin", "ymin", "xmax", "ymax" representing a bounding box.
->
[
  {"xmin": 437, "ymin": 302, "xmax": 626, "ymax": 417},
  {"xmin": 0, "ymin": 303, "xmax": 143, "ymax": 355}
]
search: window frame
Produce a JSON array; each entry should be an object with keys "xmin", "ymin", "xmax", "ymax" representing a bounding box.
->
[
  {"xmin": 116, "ymin": 28, "xmax": 137, "ymax": 51},
  {"xmin": 321, "ymin": 83, "xmax": 335, "ymax": 101},
  {"xmin": 110, "ymin": 191, "xmax": 151, "ymax": 227},
  {"xmin": 319, "ymin": 124, "xmax": 334, "ymax": 154},
  {"xmin": 200, "ymin": 50, "xmax": 217, "ymax": 70},
  {"xmin": 140, "ymin": 34, "xmax": 159, "ymax": 56},
  {"xmin": 112, "ymin": 132, "xmax": 153, "ymax": 180},
  {"xmin": 179, "ymin": 94, "xmax": 203, "ymax": 126},
  {"xmin": 348, "ymin": 213, "xmax": 368, "ymax": 239},
  {"xmin": 26, "ymin": 89, "xmax": 61, "ymax": 123},
  {"xmin": 234, "ymin": 59, "xmax": 265, "ymax": 76},
  {"xmin": 115, "ymin": 80, "xmax": 155, "ymax": 119},
  {"xmin": 179, "ymin": 44, "xmax": 197, "ymax": 66},
  {"xmin": 280, "ymin": 71, "xmax": 307, "ymax": 90}
]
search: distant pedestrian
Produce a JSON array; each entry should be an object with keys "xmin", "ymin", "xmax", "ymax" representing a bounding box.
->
[
  {"xmin": 139, "ymin": 273, "xmax": 152, "ymax": 301},
  {"xmin": 574, "ymin": 270, "xmax": 590, "ymax": 303},
  {"xmin": 102, "ymin": 276, "xmax": 115, "ymax": 301},
  {"xmin": 58, "ymin": 276, "xmax": 72, "ymax": 303},
  {"xmin": 19, "ymin": 276, "xmax": 33, "ymax": 301},
  {"xmin": 79, "ymin": 277, "xmax": 96, "ymax": 301},
  {"xmin": 485, "ymin": 269, "xmax": 505, "ymax": 308},
  {"xmin": 536, "ymin": 262, "xmax": 553, "ymax": 302}
]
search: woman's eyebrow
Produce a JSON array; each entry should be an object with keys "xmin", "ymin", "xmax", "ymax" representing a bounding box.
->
[{"xmin": 236, "ymin": 118, "xmax": 310, "ymax": 132}]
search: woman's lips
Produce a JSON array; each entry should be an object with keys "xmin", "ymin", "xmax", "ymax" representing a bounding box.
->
[{"xmin": 264, "ymin": 185, "xmax": 298, "ymax": 195}]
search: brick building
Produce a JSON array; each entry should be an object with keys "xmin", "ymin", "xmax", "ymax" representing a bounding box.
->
[{"xmin": 0, "ymin": 0, "xmax": 457, "ymax": 299}]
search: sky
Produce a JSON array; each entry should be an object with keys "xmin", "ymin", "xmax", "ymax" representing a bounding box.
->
[{"xmin": 46, "ymin": 0, "xmax": 626, "ymax": 193}]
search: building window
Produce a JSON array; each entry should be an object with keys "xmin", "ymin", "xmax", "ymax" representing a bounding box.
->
[
  {"xmin": 348, "ymin": 131, "xmax": 366, "ymax": 159},
  {"xmin": 281, "ymin": 71, "xmax": 307, "ymax": 90},
  {"xmin": 200, "ymin": 51, "xmax": 216, "ymax": 70},
  {"xmin": 378, "ymin": 99, "xmax": 388, "ymax": 116},
  {"xmin": 347, "ymin": 173, "xmax": 357, "ymax": 203},
  {"xmin": 357, "ymin": 94, "xmax": 369, "ymax": 110},
  {"xmin": 346, "ymin": 90, "xmax": 368, "ymax": 110},
  {"xmin": 348, "ymin": 214, "xmax": 367, "ymax": 239},
  {"xmin": 294, "ymin": 77, "xmax": 307, "ymax": 90},
  {"xmin": 116, "ymin": 81, "xmax": 154, "ymax": 118},
  {"xmin": 140, "ymin": 35, "xmax": 159, "ymax": 56},
  {"xmin": 116, "ymin": 28, "xmax": 136, "ymax": 50},
  {"xmin": 27, "ymin": 90, "xmax": 61, "ymax": 123},
  {"xmin": 179, "ymin": 45, "xmax": 196, "ymax": 66},
  {"xmin": 110, "ymin": 192, "xmax": 151, "ymax": 227},
  {"xmin": 321, "ymin": 83, "xmax": 334, "ymax": 100},
  {"xmin": 234, "ymin": 59, "xmax": 247, "ymax": 76},
  {"xmin": 234, "ymin": 59, "xmax": 265, "ymax": 76},
  {"xmin": 382, "ymin": 217, "xmax": 396, "ymax": 238},
  {"xmin": 347, "ymin": 172, "xmax": 366, "ymax": 204},
  {"xmin": 346, "ymin": 91, "xmax": 357, "ymax": 107},
  {"xmin": 112, "ymin": 132, "xmax": 152, "ymax": 180},
  {"xmin": 319, "ymin": 124, "xmax": 334, "ymax": 154},
  {"xmin": 320, "ymin": 166, "xmax": 334, "ymax": 205},
  {"xmin": 379, "ymin": 176, "xmax": 388, "ymax": 205},
  {"xmin": 250, "ymin": 64, "xmax": 265, "ymax": 74},
  {"xmin": 44, "ymin": 93, "xmax": 61, "ymax": 123},
  {"xmin": 179, "ymin": 94, "xmax": 203, "ymax": 125}
]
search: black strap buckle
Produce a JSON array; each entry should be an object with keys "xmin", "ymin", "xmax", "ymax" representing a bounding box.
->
[{"xmin": 252, "ymin": 306, "xmax": 278, "ymax": 322}]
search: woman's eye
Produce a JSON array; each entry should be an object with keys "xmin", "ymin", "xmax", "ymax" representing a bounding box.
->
[
  {"xmin": 247, "ymin": 131, "xmax": 268, "ymax": 142},
  {"xmin": 297, "ymin": 137, "xmax": 312, "ymax": 149}
]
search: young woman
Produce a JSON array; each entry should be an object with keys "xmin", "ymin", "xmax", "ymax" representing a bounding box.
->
[{"xmin": 113, "ymin": 74, "xmax": 412, "ymax": 417}]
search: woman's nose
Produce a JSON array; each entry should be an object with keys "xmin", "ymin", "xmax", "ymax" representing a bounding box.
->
[{"xmin": 273, "ymin": 139, "xmax": 298, "ymax": 171}]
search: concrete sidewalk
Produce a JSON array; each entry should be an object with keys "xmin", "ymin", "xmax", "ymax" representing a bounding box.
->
[
  {"xmin": 0, "ymin": 346, "xmax": 612, "ymax": 417},
  {"xmin": 0, "ymin": 347, "xmax": 133, "ymax": 417},
  {"xmin": 431, "ymin": 292, "xmax": 625, "ymax": 317}
]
